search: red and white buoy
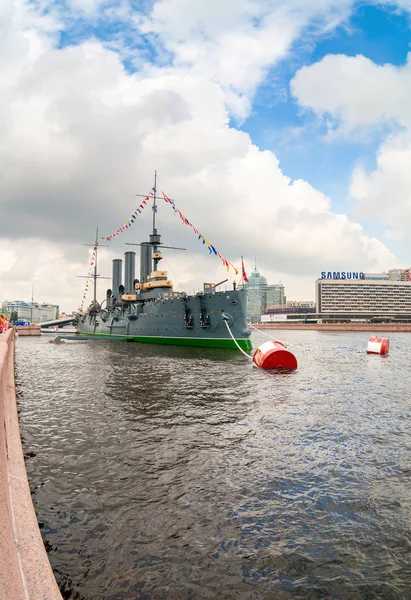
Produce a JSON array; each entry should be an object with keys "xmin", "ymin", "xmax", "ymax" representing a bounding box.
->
[
  {"xmin": 253, "ymin": 340, "xmax": 298, "ymax": 370},
  {"xmin": 366, "ymin": 336, "xmax": 389, "ymax": 355}
]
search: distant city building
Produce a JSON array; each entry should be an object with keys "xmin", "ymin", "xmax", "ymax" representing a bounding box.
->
[
  {"xmin": 261, "ymin": 301, "xmax": 315, "ymax": 323},
  {"xmin": 245, "ymin": 265, "xmax": 285, "ymax": 322},
  {"xmin": 363, "ymin": 273, "xmax": 389, "ymax": 281},
  {"xmin": 266, "ymin": 301, "xmax": 315, "ymax": 312},
  {"xmin": 319, "ymin": 269, "xmax": 411, "ymax": 282},
  {"xmin": 388, "ymin": 268, "xmax": 411, "ymax": 281},
  {"xmin": 315, "ymin": 276, "xmax": 411, "ymax": 319},
  {"xmin": 2, "ymin": 301, "xmax": 59, "ymax": 323},
  {"xmin": 260, "ymin": 269, "xmax": 411, "ymax": 324}
]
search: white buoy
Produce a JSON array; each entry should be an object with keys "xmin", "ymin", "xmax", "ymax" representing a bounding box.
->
[{"xmin": 366, "ymin": 336, "xmax": 389, "ymax": 355}]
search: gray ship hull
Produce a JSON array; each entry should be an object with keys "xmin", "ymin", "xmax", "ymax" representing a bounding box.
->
[{"xmin": 77, "ymin": 288, "xmax": 252, "ymax": 350}]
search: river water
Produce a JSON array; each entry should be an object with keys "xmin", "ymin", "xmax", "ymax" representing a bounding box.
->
[{"xmin": 15, "ymin": 331, "xmax": 411, "ymax": 599}]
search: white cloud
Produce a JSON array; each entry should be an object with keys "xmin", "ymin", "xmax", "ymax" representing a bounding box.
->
[
  {"xmin": 0, "ymin": 0, "xmax": 403, "ymax": 312},
  {"xmin": 289, "ymin": 49, "xmax": 411, "ymax": 256},
  {"xmin": 291, "ymin": 52, "xmax": 411, "ymax": 135},
  {"xmin": 379, "ymin": 0, "xmax": 411, "ymax": 10},
  {"xmin": 137, "ymin": 0, "xmax": 356, "ymax": 118},
  {"xmin": 350, "ymin": 130, "xmax": 411, "ymax": 235},
  {"xmin": 0, "ymin": 238, "xmax": 85, "ymax": 313},
  {"xmin": 0, "ymin": 0, "xmax": 60, "ymax": 86},
  {"xmin": 65, "ymin": 0, "xmax": 107, "ymax": 15}
]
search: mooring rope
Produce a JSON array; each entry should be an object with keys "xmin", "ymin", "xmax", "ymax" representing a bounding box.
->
[
  {"xmin": 223, "ymin": 319, "xmax": 253, "ymax": 359},
  {"xmin": 248, "ymin": 323, "xmax": 310, "ymax": 351},
  {"xmin": 248, "ymin": 323, "xmax": 290, "ymax": 347},
  {"xmin": 249, "ymin": 323, "xmax": 277, "ymax": 339}
]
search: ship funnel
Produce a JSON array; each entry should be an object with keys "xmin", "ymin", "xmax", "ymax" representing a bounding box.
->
[
  {"xmin": 124, "ymin": 251, "xmax": 136, "ymax": 293},
  {"xmin": 112, "ymin": 259, "xmax": 123, "ymax": 294},
  {"xmin": 140, "ymin": 242, "xmax": 152, "ymax": 283}
]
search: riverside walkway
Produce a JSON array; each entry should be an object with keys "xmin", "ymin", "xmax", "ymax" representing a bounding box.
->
[{"xmin": 0, "ymin": 329, "xmax": 62, "ymax": 599}]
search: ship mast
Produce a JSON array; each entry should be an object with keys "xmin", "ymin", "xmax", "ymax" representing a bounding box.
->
[
  {"xmin": 78, "ymin": 228, "xmax": 109, "ymax": 304},
  {"xmin": 152, "ymin": 170, "xmax": 157, "ymax": 234},
  {"xmin": 125, "ymin": 173, "xmax": 186, "ymax": 281},
  {"xmin": 151, "ymin": 171, "xmax": 161, "ymax": 273},
  {"xmin": 93, "ymin": 227, "xmax": 98, "ymax": 301}
]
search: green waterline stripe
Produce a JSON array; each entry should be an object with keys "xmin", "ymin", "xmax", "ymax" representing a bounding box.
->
[{"xmin": 77, "ymin": 331, "xmax": 253, "ymax": 351}]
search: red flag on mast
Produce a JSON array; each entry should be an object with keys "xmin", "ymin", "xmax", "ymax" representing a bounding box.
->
[{"xmin": 242, "ymin": 258, "xmax": 249, "ymax": 283}]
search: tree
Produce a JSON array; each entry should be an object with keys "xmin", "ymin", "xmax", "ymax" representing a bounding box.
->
[{"xmin": 10, "ymin": 310, "xmax": 18, "ymax": 322}]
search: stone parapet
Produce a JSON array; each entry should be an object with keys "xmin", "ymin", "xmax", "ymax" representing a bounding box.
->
[
  {"xmin": 0, "ymin": 329, "xmax": 62, "ymax": 599},
  {"xmin": 15, "ymin": 325, "xmax": 41, "ymax": 336}
]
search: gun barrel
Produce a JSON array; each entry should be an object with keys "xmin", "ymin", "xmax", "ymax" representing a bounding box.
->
[{"xmin": 213, "ymin": 279, "xmax": 229, "ymax": 289}]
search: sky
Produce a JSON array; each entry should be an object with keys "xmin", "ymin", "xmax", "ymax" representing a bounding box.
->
[{"xmin": 1, "ymin": 0, "xmax": 411, "ymax": 313}]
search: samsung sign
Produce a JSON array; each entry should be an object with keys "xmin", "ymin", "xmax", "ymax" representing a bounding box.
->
[{"xmin": 321, "ymin": 272, "xmax": 365, "ymax": 280}]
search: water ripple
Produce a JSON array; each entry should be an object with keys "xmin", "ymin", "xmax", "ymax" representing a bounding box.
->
[{"xmin": 15, "ymin": 332, "xmax": 411, "ymax": 599}]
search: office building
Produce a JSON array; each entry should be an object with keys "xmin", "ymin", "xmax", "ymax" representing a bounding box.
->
[
  {"xmin": 260, "ymin": 269, "xmax": 411, "ymax": 324},
  {"xmin": 316, "ymin": 277, "xmax": 411, "ymax": 317},
  {"xmin": 261, "ymin": 301, "xmax": 315, "ymax": 323},
  {"xmin": 245, "ymin": 265, "xmax": 285, "ymax": 323},
  {"xmin": 2, "ymin": 300, "xmax": 59, "ymax": 323},
  {"xmin": 388, "ymin": 268, "xmax": 411, "ymax": 281}
]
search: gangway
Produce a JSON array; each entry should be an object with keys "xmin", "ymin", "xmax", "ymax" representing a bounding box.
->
[{"xmin": 38, "ymin": 316, "xmax": 76, "ymax": 328}]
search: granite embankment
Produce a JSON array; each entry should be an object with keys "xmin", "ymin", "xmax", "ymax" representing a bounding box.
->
[
  {"xmin": 254, "ymin": 323, "xmax": 411, "ymax": 332},
  {"xmin": 0, "ymin": 329, "xmax": 61, "ymax": 599}
]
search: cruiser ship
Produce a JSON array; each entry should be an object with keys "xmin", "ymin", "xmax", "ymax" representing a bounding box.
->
[{"xmin": 76, "ymin": 185, "xmax": 252, "ymax": 351}]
